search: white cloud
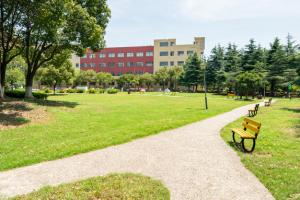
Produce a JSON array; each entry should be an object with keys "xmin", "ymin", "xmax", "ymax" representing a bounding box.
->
[{"xmin": 177, "ymin": 0, "xmax": 300, "ymax": 21}]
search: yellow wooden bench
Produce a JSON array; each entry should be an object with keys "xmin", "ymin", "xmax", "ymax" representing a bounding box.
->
[
  {"xmin": 227, "ymin": 93, "xmax": 235, "ymax": 98},
  {"xmin": 264, "ymin": 98, "xmax": 272, "ymax": 107},
  {"xmin": 248, "ymin": 104, "xmax": 259, "ymax": 117},
  {"xmin": 231, "ymin": 118, "xmax": 262, "ymax": 153}
]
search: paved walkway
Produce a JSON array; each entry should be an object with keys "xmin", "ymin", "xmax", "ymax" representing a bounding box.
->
[{"xmin": 0, "ymin": 103, "xmax": 274, "ymax": 200}]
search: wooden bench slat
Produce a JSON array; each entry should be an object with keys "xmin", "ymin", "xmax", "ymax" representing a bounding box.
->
[
  {"xmin": 244, "ymin": 118, "xmax": 261, "ymax": 127},
  {"xmin": 231, "ymin": 128, "xmax": 256, "ymax": 139}
]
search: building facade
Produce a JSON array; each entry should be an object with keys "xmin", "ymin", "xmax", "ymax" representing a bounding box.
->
[
  {"xmin": 154, "ymin": 37, "xmax": 205, "ymax": 72},
  {"xmin": 80, "ymin": 46, "xmax": 154, "ymax": 76},
  {"xmin": 79, "ymin": 37, "xmax": 205, "ymax": 75}
]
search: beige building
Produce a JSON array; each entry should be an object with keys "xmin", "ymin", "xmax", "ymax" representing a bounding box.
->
[
  {"xmin": 153, "ymin": 37, "xmax": 205, "ymax": 72},
  {"xmin": 70, "ymin": 54, "xmax": 80, "ymax": 71}
]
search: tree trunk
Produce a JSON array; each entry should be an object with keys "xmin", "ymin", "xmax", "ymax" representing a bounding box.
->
[
  {"xmin": 53, "ymin": 84, "xmax": 56, "ymax": 94},
  {"xmin": 0, "ymin": 83, "xmax": 4, "ymax": 99},
  {"xmin": 25, "ymin": 73, "xmax": 34, "ymax": 98}
]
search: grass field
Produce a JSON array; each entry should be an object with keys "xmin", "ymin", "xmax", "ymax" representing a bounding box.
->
[
  {"xmin": 0, "ymin": 93, "xmax": 255, "ymax": 171},
  {"xmin": 13, "ymin": 173, "xmax": 170, "ymax": 200},
  {"xmin": 221, "ymin": 99, "xmax": 300, "ymax": 200}
]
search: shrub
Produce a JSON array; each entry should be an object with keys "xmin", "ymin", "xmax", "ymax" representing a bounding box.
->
[
  {"xmin": 43, "ymin": 89, "xmax": 53, "ymax": 94},
  {"xmin": 107, "ymin": 88, "xmax": 119, "ymax": 94},
  {"xmin": 98, "ymin": 88, "xmax": 105, "ymax": 94},
  {"xmin": 5, "ymin": 90, "xmax": 48, "ymax": 99},
  {"xmin": 88, "ymin": 88, "xmax": 96, "ymax": 94},
  {"xmin": 59, "ymin": 89, "xmax": 66, "ymax": 93},
  {"xmin": 76, "ymin": 89, "xmax": 85, "ymax": 93},
  {"xmin": 66, "ymin": 88, "xmax": 76, "ymax": 93}
]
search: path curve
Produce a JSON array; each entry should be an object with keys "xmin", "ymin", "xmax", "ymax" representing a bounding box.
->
[{"xmin": 0, "ymin": 103, "xmax": 274, "ymax": 200}]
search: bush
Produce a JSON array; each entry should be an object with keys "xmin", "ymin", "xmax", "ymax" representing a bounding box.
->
[
  {"xmin": 98, "ymin": 88, "xmax": 105, "ymax": 94},
  {"xmin": 107, "ymin": 88, "xmax": 119, "ymax": 94},
  {"xmin": 88, "ymin": 88, "xmax": 96, "ymax": 94},
  {"xmin": 58, "ymin": 89, "xmax": 66, "ymax": 93},
  {"xmin": 66, "ymin": 88, "xmax": 76, "ymax": 93},
  {"xmin": 76, "ymin": 89, "xmax": 85, "ymax": 93},
  {"xmin": 43, "ymin": 89, "xmax": 53, "ymax": 94},
  {"xmin": 5, "ymin": 90, "xmax": 48, "ymax": 99}
]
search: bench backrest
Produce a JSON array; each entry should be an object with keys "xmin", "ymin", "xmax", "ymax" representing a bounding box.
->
[
  {"xmin": 255, "ymin": 104, "xmax": 260, "ymax": 111},
  {"xmin": 242, "ymin": 118, "xmax": 261, "ymax": 137}
]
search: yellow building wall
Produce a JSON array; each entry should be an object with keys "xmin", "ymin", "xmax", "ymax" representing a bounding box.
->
[{"xmin": 153, "ymin": 37, "xmax": 205, "ymax": 72}]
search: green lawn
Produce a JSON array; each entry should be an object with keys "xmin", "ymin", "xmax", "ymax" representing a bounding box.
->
[
  {"xmin": 0, "ymin": 93, "xmax": 254, "ymax": 171},
  {"xmin": 221, "ymin": 99, "xmax": 300, "ymax": 200},
  {"xmin": 13, "ymin": 173, "xmax": 170, "ymax": 200}
]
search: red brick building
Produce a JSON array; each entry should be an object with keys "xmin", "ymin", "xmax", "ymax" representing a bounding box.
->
[{"xmin": 80, "ymin": 46, "xmax": 154, "ymax": 76}]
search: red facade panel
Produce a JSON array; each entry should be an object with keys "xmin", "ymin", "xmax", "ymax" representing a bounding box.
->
[{"xmin": 80, "ymin": 46, "xmax": 154, "ymax": 75}]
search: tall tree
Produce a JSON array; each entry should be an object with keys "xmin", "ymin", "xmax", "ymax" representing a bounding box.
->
[
  {"xmin": 139, "ymin": 73, "xmax": 155, "ymax": 91},
  {"xmin": 0, "ymin": 0, "xmax": 23, "ymax": 98},
  {"xmin": 266, "ymin": 38, "xmax": 287, "ymax": 96},
  {"xmin": 206, "ymin": 45, "xmax": 225, "ymax": 90},
  {"xmin": 39, "ymin": 51, "xmax": 75, "ymax": 93},
  {"xmin": 181, "ymin": 53, "xmax": 203, "ymax": 92},
  {"xmin": 96, "ymin": 72, "xmax": 113, "ymax": 88},
  {"xmin": 167, "ymin": 66, "xmax": 183, "ymax": 91},
  {"xmin": 224, "ymin": 43, "xmax": 241, "ymax": 72},
  {"xmin": 75, "ymin": 70, "xmax": 97, "ymax": 87},
  {"xmin": 20, "ymin": 0, "xmax": 110, "ymax": 98},
  {"xmin": 241, "ymin": 39, "xmax": 264, "ymax": 71},
  {"xmin": 154, "ymin": 67, "xmax": 169, "ymax": 90}
]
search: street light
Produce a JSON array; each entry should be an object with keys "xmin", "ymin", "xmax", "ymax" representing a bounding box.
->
[{"xmin": 202, "ymin": 57, "xmax": 208, "ymax": 110}]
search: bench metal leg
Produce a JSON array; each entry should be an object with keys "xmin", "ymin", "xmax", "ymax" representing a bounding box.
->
[
  {"xmin": 232, "ymin": 131, "xmax": 242, "ymax": 143},
  {"xmin": 241, "ymin": 138, "xmax": 256, "ymax": 153}
]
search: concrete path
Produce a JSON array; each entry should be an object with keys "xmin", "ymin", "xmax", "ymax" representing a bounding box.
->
[{"xmin": 0, "ymin": 103, "xmax": 274, "ymax": 200}]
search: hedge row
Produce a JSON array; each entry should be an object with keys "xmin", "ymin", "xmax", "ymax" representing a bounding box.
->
[{"xmin": 5, "ymin": 90, "xmax": 48, "ymax": 99}]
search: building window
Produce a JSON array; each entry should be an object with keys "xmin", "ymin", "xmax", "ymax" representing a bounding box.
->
[
  {"xmin": 99, "ymin": 63, "xmax": 106, "ymax": 67},
  {"xmin": 127, "ymin": 62, "xmax": 135, "ymax": 67},
  {"xmin": 89, "ymin": 53, "xmax": 95, "ymax": 58},
  {"xmin": 127, "ymin": 52, "xmax": 134, "ymax": 57},
  {"xmin": 82, "ymin": 54, "xmax": 87, "ymax": 58},
  {"xmin": 146, "ymin": 61, "xmax": 153, "ymax": 67},
  {"xmin": 170, "ymin": 61, "xmax": 174, "ymax": 66},
  {"xmin": 118, "ymin": 72, "xmax": 122, "ymax": 76},
  {"xmin": 118, "ymin": 62, "xmax": 124, "ymax": 67},
  {"xmin": 108, "ymin": 53, "xmax": 115, "ymax": 58},
  {"xmin": 90, "ymin": 63, "xmax": 96, "ymax": 67},
  {"xmin": 76, "ymin": 63, "xmax": 79, "ymax": 68},
  {"xmin": 108, "ymin": 62, "xmax": 115, "ymax": 67},
  {"xmin": 187, "ymin": 51, "xmax": 194, "ymax": 56},
  {"xmin": 146, "ymin": 51, "xmax": 153, "ymax": 56},
  {"xmin": 136, "ymin": 52, "xmax": 144, "ymax": 57},
  {"xmin": 117, "ymin": 53, "xmax": 124, "ymax": 57},
  {"xmin": 160, "ymin": 51, "xmax": 168, "ymax": 56},
  {"xmin": 99, "ymin": 53, "xmax": 105, "ymax": 58},
  {"xmin": 160, "ymin": 42, "xmax": 169, "ymax": 47},
  {"xmin": 170, "ymin": 51, "xmax": 174, "ymax": 56},
  {"xmin": 178, "ymin": 61, "xmax": 184, "ymax": 66},
  {"xmin": 170, "ymin": 42, "xmax": 175, "ymax": 46},
  {"xmin": 160, "ymin": 62, "xmax": 168, "ymax": 67},
  {"xmin": 80, "ymin": 63, "xmax": 86, "ymax": 67},
  {"xmin": 136, "ymin": 62, "xmax": 143, "ymax": 67},
  {"xmin": 178, "ymin": 51, "xmax": 184, "ymax": 56}
]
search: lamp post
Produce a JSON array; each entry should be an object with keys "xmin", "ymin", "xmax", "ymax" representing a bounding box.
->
[{"xmin": 203, "ymin": 61, "xmax": 208, "ymax": 110}]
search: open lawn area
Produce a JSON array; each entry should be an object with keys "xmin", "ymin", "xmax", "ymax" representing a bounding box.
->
[
  {"xmin": 13, "ymin": 173, "xmax": 170, "ymax": 200},
  {"xmin": 0, "ymin": 93, "xmax": 255, "ymax": 171},
  {"xmin": 221, "ymin": 99, "xmax": 300, "ymax": 200}
]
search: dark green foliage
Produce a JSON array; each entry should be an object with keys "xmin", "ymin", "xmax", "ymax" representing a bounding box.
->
[
  {"xmin": 181, "ymin": 53, "xmax": 203, "ymax": 91},
  {"xmin": 98, "ymin": 88, "xmax": 105, "ymax": 94},
  {"xmin": 5, "ymin": 90, "xmax": 48, "ymax": 99},
  {"xmin": 107, "ymin": 88, "xmax": 119, "ymax": 94},
  {"xmin": 88, "ymin": 88, "xmax": 96, "ymax": 94},
  {"xmin": 76, "ymin": 89, "xmax": 85, "ymax": 93}
]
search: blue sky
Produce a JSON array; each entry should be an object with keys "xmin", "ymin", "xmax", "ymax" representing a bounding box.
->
[{"xmin": 105, "ymin": 0, "xmax": 300, "ymax": 55}]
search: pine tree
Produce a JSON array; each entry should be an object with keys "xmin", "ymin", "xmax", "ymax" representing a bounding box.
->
[
  {"xmin": 206, "ymin": 45, "xmax": 225, "ymax": 91},
  {"xmin": 266, "ymin": 38, "xmax": 287, "ymax": 96},
  {"xmin": 181, "ymin": 53, "xmax": 203, "ymax": 92},
  {"xmin": 224, "ymin": 43, "xmax": 241, "ymax": 72}
]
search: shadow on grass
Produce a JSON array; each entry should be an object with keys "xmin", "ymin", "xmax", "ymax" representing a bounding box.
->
[
  {"xmin": 0, "ymin": 113, "xmax": 30, "ymax": 127},
  {"xmin": 281, "ymin": 107, "xmax": 300, "ymax": 113},
  {"xmin": 0, "ymin": 101, "xmax": 31, "ymax": 127},
  {"xmin": 227, "ymin": 141, "xmax": 245, "ymax": 152},
  {"xmin": 25, "ymin": 99, "xmax": 79, "ymax": 108}
]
